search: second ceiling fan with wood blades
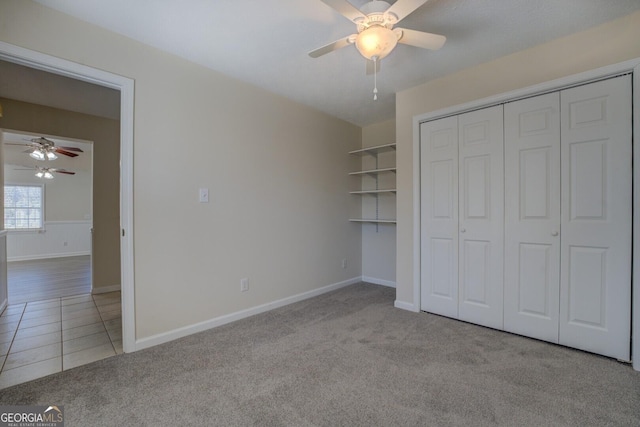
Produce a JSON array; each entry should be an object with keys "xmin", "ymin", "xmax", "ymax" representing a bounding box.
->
[
  {"xmin": 309, "ymin": 0, "xmax": 446, "ymax": 64},
  {"xmin": 14, "ymin": 165, "xmax": 76, "ymax": 180}
]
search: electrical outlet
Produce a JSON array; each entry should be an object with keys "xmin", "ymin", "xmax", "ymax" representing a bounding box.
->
[
  {"xmin": 342, "ymin": 258, "xmax": 347, "ymax": 269},
  {"xmin": 240, "ymin": 278, "xmax": 249, "ymax": 292}
]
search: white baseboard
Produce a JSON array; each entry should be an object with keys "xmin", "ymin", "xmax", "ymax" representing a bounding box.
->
[
  {"xmin": 362, "ymin": 276, "xmax": 396, "ymax": 288},
  {"xmin": 394, "ymin": 300, "xmax": 419, "ymax": 313},
  {"xmin": 92, "ymin": 284, "xmax": 121, "ymax": 295},
  {"xmin": 8, "ymin": 251, "xmax": 90, "ymax": 262},
  {"xmin": 0, "ymin": 298, "xmax": 7, "ymax": 314},
  {"xmin": 134, "ymin": 276, "xmax": 362, "ymax": 352}
]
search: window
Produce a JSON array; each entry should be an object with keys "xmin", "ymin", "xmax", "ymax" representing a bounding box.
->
[{"xmin": 4, "ymin": 184, "xmax": 44, "ymax": 230}]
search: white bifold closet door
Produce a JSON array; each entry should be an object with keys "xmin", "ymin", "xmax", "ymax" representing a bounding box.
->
[
  {"xmin": 420, "ymin": 116, "xmax": 459, "ymax": 318},
  {"xmin": 558, "ymin": 76, "xmax": 632, "ymax": 361},
  {"xmin": 420, "ymin": 106, "xmax": 504, "ymax": 329},
  {"xmin": 458, "ymin": 106, "xmax": 504, "ymax": 329},
  {"xmin": 503, "ymin": 75, "xmax": 631, "ymax": 360},
  {"xmin": 504, "ymin": 92, "xmax": 561, "ymax": 343}
]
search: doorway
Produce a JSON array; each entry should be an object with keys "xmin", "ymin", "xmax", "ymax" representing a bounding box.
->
[{"xmin": 0, "ymin": 41, "xmax": 135, "ymax": 355}]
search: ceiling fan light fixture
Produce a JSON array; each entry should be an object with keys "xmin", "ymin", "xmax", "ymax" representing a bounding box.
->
[
  {"xmin": 44, "ymin": 171, "xmax": 54, "ymax": 179},
  {"xmin": 46, "ymin": 151, "xmax": 58, "ymax": 160},
  {"xmin": 35, "ymin": 171, "xmax": 44, "ymax": 178},
  {"xmin": 355, "ymin": 25, "xmax": 398, "ymax": 60},
  {"xmin": 30, "ymin": 149, "xmax": 45, "ymax": 161}
]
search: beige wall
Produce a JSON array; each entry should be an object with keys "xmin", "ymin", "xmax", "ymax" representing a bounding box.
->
[
  {"xmin": 395, "ymin": 11, "xmax": 640, "ymax": 306},
  {"xmin": 360, "ymin": 119, "xmax": 396, "ymax": 284},
  {"xmin": 0, "ymin": 1, "xmax": 362, "ymax": 339},
  {"xmin": 0, "ymin": 99, "xmax": 120, "ymax": 290}
]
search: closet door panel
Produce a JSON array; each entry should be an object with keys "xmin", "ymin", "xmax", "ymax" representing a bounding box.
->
[
  {"xmin": 458, "ymin": 105, "xmax": 504, "ymax": 329},
  {"xmin": 420, "ymin": 116, "xmax": 459, "ymax": 318},
  {"xmin": 504, "ymin": 93, "xmax": 561, "ymax": 343},
  {"xmin": 461, "ymin": 239, "xmax": 490, "ymax": 304},
  {"xmin": 559, "ymin": 75, "xmax": 632, "ymax": 361}
]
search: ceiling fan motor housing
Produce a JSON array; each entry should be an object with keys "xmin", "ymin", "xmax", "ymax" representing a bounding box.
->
[{"xmin": 357, "ymin": 1, "xmax": 397, "ymax": 32}]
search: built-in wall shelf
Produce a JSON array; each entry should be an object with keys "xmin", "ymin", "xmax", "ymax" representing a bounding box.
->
[
  {"xmin": 349, "ymin": 143, "xmax": 396, "ymax": 227},
  {"xmin": 349, "ymin": 189, "xmax": 397, "ymax": 195},
  {"xmin": 349, "ymin": 219, "xmax": 397, "ymax": 224},
  {"xmin": 348, "ymin": 143, "xmax": 396, "ymax": 156},
  {"xmin": 348, "ymin": 167, "xmax": 397, "ymax": 176}
]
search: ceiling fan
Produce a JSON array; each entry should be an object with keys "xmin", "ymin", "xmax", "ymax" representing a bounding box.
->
[
  {"xmin": 309, "ymin": 0, "xmax": 446, "ymax": 64},
  {"xmin": 14, "ymin": 165, "xmax": 76, "ymax": 180},
  {"xmin": 5, "ymin": 136, "xmax": 83, "ymax": 161}
]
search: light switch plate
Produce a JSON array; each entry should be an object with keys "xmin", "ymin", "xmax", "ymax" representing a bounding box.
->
[{"xmin": 199, "ymin": 188, "xmax": 209, "ymax": 203}]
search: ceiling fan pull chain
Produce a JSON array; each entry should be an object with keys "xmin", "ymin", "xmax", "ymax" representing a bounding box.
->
[{"xmin": 373, "ymin": 56, "xmax": 378, "ymax": 101}]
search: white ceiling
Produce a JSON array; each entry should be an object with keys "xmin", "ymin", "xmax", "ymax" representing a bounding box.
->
[{"xmin": 23, "ymin": 0, "xmax": 640, "ymax": 126}]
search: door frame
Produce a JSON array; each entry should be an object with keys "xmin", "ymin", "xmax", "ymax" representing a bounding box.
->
[
  {"xmin": 0, "ymin": 41, "xmax": 136, "ymax": 353},
  {"xmin": 411, "ymin": 57, "xmax": 640, "ymax": 370}
]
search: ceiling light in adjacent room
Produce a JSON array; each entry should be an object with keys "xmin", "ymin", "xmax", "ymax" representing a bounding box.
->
[
  {"xmin": 35, "ymin": 169, "xmax": 54, "ymax": 179},
  {"xmin": 30, "ymin": 149, "xmax": 45, "ymax": 161}
]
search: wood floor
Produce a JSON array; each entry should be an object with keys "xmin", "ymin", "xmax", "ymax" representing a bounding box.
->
[{"xmin": 8, "ymin": 256, "xmax": 91, "ymax": 304}]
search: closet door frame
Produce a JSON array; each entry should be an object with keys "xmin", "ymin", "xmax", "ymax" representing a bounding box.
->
[{"xmin": 411, "ymin": 57, "xmax": 640, "ymax": 371}]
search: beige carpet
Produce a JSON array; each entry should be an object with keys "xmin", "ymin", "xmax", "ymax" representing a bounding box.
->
[{"xmin": 0, "ymin": 283, "xmax": 638, "ymax": 426}]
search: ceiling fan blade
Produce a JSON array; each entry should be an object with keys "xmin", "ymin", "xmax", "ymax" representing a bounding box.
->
[
  {"xmin": 53, "ymin": 169, "xmax": 76, "ymax": 175},
  {"xmin": 58, "ymin": 146, "xmax": 84, "ymax": 152},
  {"xmin": 395, "ymin": 28, "xmax": 446, "ymax": 50},
  {"xmin": 5, "ymin": 142, "xmax": 32, "ymax": 147},
  {"xmin": 308, "ymin": 35, "xmax": 355, "ymax": 58},
  {"xmin": 365, "ymin": 59, "xmax": 381, "ymax": 75},
  {"xmin": 54, "ymin": 148, "xmax": 79, "ymax": 158},
  {"xmin": 386, "ymin": 0, "xmax": 428, "ymax": 22},
  {"xmin": 321, "ymin": 0, "xmax": 366, "ymax": 22}
]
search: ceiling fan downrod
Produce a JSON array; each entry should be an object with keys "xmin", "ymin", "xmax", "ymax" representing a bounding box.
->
[{"xmin": 373, "ymin": 56, "xmax": 379, "ymax": 101}]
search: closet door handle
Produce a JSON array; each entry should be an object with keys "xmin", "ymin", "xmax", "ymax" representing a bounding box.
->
[
  {"xmin": 460, "ymin": 228, "xmax": 466, "ymax": 233},
  {"xmin": 551, "ymin": 230, "xmax": 559, "ymax": 236}
]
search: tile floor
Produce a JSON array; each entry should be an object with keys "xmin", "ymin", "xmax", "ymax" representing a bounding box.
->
[{"xmin": 0, "ymin": 291, "xmax": 121, "ymax": 389}]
